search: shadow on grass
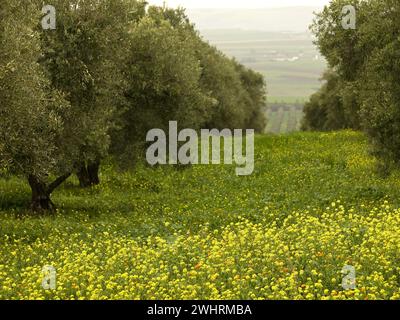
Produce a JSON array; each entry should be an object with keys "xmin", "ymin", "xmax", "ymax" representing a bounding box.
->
[{"xmin": 0, "ymin": 193, "xmax": 30, "ymax": 211}]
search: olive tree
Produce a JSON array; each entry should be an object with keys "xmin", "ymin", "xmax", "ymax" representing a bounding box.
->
[
  {"xmin": 310, "ymin": 0, "xmax": 367, "ymax": 130},
  {"xmin": 356, "ymin": 0, "xmax": 400, "ymax": 168},
  {"xmin": 113, "ymin": 15, "xmax": 214, "ymax": 164},
  {"xmin": 302, "ymin": 69, "xmax": 347, "ymax": 131},
  {"xmin": 0, "ymin": 0, "xmax": 70, "ymax": 211},
  {"xmin": 39, "ymin": 0, "xmax": 146, "ymax": 186},
  {"xmin": 146, "ymin": 5, "xmax": 267, "ymax": 132},
  {"xmin": 310, "ymin": 0, "xmax": 400, "ymax": 170}
]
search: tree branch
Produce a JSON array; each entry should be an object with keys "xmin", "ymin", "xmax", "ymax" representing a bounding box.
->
[{"xmin": 47, "ymin": 173, "xmax": 71, "ymax": 195}]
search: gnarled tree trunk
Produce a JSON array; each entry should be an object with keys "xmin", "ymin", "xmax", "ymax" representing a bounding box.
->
[
  {"xmin": 28, "ymin": 173, "xmax": 71, "ymax": 212},
  {"xmin": 77, "ymin": 160, "xmax": 100, "ymax": 187},
  {"xmin": 28, "ymin": 175, "xmax": 55, "ymax": 212},
  {"xmin": 77, "ymin": 163, "xmax": 91, "ymax": 188},
  {"xmin": 87, "ymin": 160, "xmax": 100, "ymax": 185}
]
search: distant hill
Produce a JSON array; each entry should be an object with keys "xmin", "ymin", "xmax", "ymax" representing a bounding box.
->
[
  {"xmin": 186, "ymin": 7, "xmax": 322, "ymax": 32},
  {"xmin": 184, "ymin": 7, "xmax": 327, "ymax": 103}
]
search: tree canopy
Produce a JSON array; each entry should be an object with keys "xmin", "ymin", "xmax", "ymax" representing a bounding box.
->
[
  {"xmin": 0, "ymin": 0, "xmax": 267, "ymax": 211},
  {"xmin": 305, "ymin": 0, "xmax": 400, "ymax": 171}
]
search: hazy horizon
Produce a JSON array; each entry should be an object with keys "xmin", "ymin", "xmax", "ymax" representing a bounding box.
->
[
  {"xmin": 148, "ymin": 3, "xmax": 328, "ymax": 101},
  {"xmin": 147, "ymin": 0, "xmax": 330, "ymax": 9},
  {"xmin": 185, "ymin": 7, "xmax": 322, "ymax": 32},
  {"xmin": 179, "ymin": 6, "xmax": 327, "ymax": 101}
]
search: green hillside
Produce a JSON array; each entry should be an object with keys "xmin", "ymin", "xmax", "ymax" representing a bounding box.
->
[
  {"xmin": 2, "ymin": 131, "xmax": 400, "ymax": 300},
  {"xmin": 200, "ymin": 30, "xmax": 326, "ymax": 102},
  {"xmin": 198, "ymin": 30, "xmax": 326, "ymax": 133}
]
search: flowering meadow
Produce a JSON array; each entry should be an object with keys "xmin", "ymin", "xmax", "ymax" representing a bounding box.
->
[{"xmin": 1, "ymin": 131, "xmax": 400, "ymax": 300}]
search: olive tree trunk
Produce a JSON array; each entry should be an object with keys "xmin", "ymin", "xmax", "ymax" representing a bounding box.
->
[
  {"xmin": 28, "ymin": 175, "xmax": 55, "ymax": 212},
  {"xmin": 77, "ymin": 160, "xmax": 100, "ymax": 187},
  {"xmin": 28, "ymin": 173, "xmax": 71, "ymax": 212},
  {"xmin": 87, "ymin": 161, "xmax": 100, "ymax": 185}
]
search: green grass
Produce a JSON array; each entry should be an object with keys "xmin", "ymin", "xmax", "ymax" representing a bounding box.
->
[
  {"xmin": 2, "ymin": 131, "xmax": 400, "ymax": 299},
  {"xmin": 5, "ymin": 130, "xmax": 398, "ymax": 238}
]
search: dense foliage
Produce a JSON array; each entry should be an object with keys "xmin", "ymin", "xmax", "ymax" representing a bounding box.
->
[
  {"xmin": 0, "ymin": 0, "xmax": 70, "ymax": 211},
  {"xmin": 302, "ymin": 70, "xmax": 346, "ymax": 131},
  {"xmin": 304, "ymin": 0, "xmax": 400, "ymax": 172},
  {"xmin": 0, "ymin": 0, "xmax": 267, "ymax": 210}
]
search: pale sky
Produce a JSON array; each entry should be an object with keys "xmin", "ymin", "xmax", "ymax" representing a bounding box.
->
[{"xmin": 147, "ymin": 0, "xmax": 331, "ymax": 9}]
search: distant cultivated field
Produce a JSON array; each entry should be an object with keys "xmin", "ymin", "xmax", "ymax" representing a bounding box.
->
[
  {"xmin": 265, "ymin": 104, "xmax": 304, "ymax": 134},
  {"xmin": 200, "ymin": 30, "xmax": 326, "ymax": 103}
]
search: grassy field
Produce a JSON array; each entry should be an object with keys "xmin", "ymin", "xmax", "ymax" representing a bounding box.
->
[
  {"xmin": 265, "ymin": 104, "xmax": 304, "ymax": 134},
  {"xmin": 1, "ymin": 131, "xmax": 400, "ymax": 300}
]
